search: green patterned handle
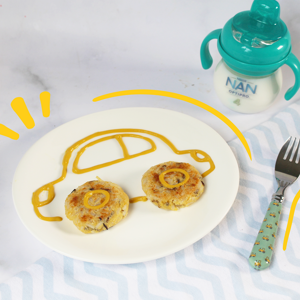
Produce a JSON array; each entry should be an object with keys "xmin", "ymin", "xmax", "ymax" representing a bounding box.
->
[{"xmin": 249, "ymin": 200, "xmax": 282, "ymax": 270}]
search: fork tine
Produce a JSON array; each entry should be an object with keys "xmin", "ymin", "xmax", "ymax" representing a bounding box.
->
[
  {"xmin": 279, "ymin": 137, "xmax": 293, "ymax": 161},
  {"xmin": 289, "ymin": 138, "xmax": 300, "ymax": 162},
  {"xmin": 296, "ymin": 141, "xmax": 300, "ymax": 164}
]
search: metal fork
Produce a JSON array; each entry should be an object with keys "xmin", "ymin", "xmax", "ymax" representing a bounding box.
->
[{"xmin": 249, "ymin": 136, "xmax": 300, "ymax": 270}]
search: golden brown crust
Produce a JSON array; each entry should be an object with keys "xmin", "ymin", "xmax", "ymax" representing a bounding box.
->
[
  {"xmin": 65, "ymin": 180, "xmax": 129, "ymax": 234},
  {"xmin": 142, "ymin": 161, "xmax": 205, "ymax": 210}
]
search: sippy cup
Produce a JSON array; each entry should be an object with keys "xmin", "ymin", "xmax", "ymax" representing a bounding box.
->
[{"xmin": 200, "ymin": 0, "xmax": 300, "ymax": 113}]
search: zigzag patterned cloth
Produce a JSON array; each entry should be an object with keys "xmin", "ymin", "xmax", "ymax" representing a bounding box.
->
[{"xmin": 1, "ymin": 102, "xmax": 300, "ymax": 300}]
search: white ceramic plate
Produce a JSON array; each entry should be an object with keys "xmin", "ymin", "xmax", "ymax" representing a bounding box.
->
[{"xmin": 13, "ymin": 108, "xmax": 239, "ymax": 264}]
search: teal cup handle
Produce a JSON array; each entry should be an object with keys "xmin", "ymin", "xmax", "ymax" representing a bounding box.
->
[
  {"xmin": 249, "ymin": 200, "xmax": 282, "ymax": 270},
  {"xmin": 200, "ymin": 29, "xmax": 222, "ymax": 70},
  {"xmin": 284, "ymin": 52, "xmax": 300, "ymax": 100}
]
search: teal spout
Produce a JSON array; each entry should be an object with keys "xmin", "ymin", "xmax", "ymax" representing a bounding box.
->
[
  {"xmin": 250, "ymin": 0, "xmax": 280, "ymax": 25},
  {"xmin": 232, "ymin": 0, "xmax": 286, "ymax": 48}
]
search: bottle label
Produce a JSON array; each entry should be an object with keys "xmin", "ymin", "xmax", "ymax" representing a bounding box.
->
[{"xmin": 226, "ymin": 77, "xmax": 257, "ymax": 100}]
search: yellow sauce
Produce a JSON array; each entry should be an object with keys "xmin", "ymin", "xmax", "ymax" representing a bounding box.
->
[
  {"xmin": 159, "ymin": 168, "xmax": 190, "ymax": 189},
  {"xmin": 32, "ymin": 128, "xmax": 215, "ymax": 221},
  {"xmin": 83, "ymin": 190, "xmax": 110, "ymax": 210},
  {"xmin": 129, "ymin": 196, "xmax": 148, "ymax": 203}
]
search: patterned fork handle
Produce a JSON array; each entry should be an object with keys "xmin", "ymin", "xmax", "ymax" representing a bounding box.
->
[{"xmin": 248, "ymin": 200, "xmax": 282, "ymax": 270}]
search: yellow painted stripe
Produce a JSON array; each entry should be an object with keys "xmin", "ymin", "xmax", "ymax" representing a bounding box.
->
[
  {"xmin": 283, "ymin": 189, "xmax": 300, "ymax": 250},
  {"xmin": 40, "ymin": 91, "xmax": 51, "ymax": 117},
  {"xmin": 93, "ymin": 89, "xmax": 252, "ymax": 160},
  {"xmin": 0, "ymin": 124, "xmax": 19, "ymax": 140},
  {"xmin": 11, "ymin": 97, "xmax": 35, "ymax": 129}
]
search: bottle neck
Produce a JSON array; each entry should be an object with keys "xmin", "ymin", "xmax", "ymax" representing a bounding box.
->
[{"xmin": 221, "ymin": 59, "xmax": 277, "ymax": 79}]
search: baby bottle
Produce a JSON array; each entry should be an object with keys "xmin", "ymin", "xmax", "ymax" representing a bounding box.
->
[{"xmin": 200, "ymin": 0, "xmax": 300, "ymax": 113}]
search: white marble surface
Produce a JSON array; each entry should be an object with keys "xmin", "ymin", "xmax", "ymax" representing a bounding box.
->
[{"xmin": 0, "ymin": 0, "xmax": 299, "ymax": 283}]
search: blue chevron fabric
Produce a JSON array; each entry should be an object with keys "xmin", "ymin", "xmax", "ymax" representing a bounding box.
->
[{"xmin": 2, "ymin": 102, "xmax": 300, "ymax": 300}]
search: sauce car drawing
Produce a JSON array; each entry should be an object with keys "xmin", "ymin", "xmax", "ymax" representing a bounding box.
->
[{"xmin": 32, "ymin": 129, "xmax": 215, "ymax": 221}]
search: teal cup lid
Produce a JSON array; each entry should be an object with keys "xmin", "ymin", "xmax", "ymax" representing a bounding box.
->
[
  {"xmin": 222, "ymin": 0, "xmax": 290, "ymax": 65},
  {"xmin": 200, "ymin": 0, "xmax": 300, "ymax": 100}
]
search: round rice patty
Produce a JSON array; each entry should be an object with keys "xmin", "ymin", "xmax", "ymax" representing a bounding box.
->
[
  {"xmin": 142, "ymin": 161, "xmax": 204, "ymax": 210},
  {"xmin": 65, "ymin": 180, "xmax": 129, "ymax": 234}
]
